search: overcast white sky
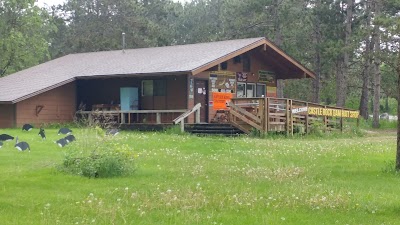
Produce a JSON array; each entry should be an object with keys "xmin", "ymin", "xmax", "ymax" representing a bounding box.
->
[{"xmin": 36, "ymin": 0, "xmax": 192, "ymax": 7}]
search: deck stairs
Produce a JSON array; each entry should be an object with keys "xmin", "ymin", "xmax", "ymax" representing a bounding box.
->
[{"xmin": 185, "ymin": 123, "xmax": 244, "ymax": 136}]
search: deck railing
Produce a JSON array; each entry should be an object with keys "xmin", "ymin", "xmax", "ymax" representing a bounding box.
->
[
  {"xmin": 173, "ymin": 103, "xmax": 202, "ymax": 132},
  {"xmin": 229, "ymin": 97, "xmax": 360, "ymax": 135},
  {"xmin": 76, "ymin": 109, "xmax": 187, "ymax": 125}
]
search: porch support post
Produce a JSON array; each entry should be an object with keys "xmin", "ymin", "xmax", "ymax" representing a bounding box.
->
[
  {"xmin": 180, "ymin": 120, "xmax": 185, "ymax": 133},
  {"xmin": 156, "ymin": 113, "xmax": 161, "ymax": 124},
  {"xmin": 121, "ymin": 113, "xmax": 125, "ymax": 124}
]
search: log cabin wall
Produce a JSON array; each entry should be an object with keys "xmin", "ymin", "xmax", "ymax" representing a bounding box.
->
[
  {"xmin": 0, "ymin": 104, "xmax": 15, "ymax": 128},
  {"xmin": 15, "ymin": 82, "xmax": 76, "ymax": 127}
]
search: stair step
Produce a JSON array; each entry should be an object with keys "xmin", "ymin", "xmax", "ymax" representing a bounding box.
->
[{"xmin": 185, "ymin": 123, "xmax": 244, "ymax": 136}]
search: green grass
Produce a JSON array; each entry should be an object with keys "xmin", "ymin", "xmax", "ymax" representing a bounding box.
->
[{"xmin": 0, "ymin": 128, "xmax": 398, "ymax": 224}]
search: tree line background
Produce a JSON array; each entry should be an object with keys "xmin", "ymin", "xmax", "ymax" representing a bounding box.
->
[{"xmin": 0, "ymin": 0, "xmax": 399, "ymax": 127}]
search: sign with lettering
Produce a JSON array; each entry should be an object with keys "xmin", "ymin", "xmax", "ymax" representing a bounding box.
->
[
  {"xmin": 259, "ymin": 70, "xmax": 276, "ymax": 85},
  {"xmin": 292, "ymin": 107, "xmax": 308, "ymax": 114},
  {"xmin": 308, "ymin": 107, "xmax": 360, "ymax": 118},
  {"xmin": 210, "ymin": 71, "xmax": 236, "ymax": 93},
  {"xmin": 212, "ymin": 92, "xmax": 233, "ymax": 110}
]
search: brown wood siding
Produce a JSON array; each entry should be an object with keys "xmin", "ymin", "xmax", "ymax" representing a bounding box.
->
[
  {"xmin": 0, "ymin": 104, "xmax": 15, "ymax": 128},
  {"xmin": 16, "ymin": 82, "xmax": 76, "ymax": 127},
  {"xmin": 196, "ymin": 48, "xmax": 277, "ymax": 123}
]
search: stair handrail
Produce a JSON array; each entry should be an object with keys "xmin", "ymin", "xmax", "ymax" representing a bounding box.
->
[{"xmin": 173, "ymin": 103, "xmax": 202, "ymax": 132}]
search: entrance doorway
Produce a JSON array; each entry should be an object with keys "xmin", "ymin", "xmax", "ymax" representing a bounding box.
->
[{"xmin": 194, "ymin": 79, "xmax": 209, "ymax": 122}]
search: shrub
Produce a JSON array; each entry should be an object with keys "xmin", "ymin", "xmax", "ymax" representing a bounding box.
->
[{"xmin": 60, "ymin": 128, "xmax": 136, "ymax": 178}]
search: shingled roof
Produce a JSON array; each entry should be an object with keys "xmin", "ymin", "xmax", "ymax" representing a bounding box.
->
[{"xmin": 0, "ymin": 37, "xmax": 315, "ymax": 103}]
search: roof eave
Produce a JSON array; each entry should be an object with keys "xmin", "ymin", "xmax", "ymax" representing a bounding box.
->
[
  {"xmin": 190, "ymin": 38, "xmax": 316, "ymax": 79},
  {"xmin": 190, "ymin": 38, "xmax": 267, "ymax": 76},
  {"xmin": 11, "ymin": 78, "xmax": 76, "ymax": 104}
]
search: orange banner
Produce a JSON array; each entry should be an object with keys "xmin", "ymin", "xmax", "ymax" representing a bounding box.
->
[{"xmin": 212, "ymin": 92, "xmax": 232, "ymax": 110}]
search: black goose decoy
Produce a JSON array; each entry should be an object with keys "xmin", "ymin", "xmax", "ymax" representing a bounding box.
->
[
  {"xmin": 55, "ymin": 138, "xmax": 68, "ymax": 147},
  {"xmin": 0, "ymin": 134, "xmax": 14, "ymax": 142},
  {"xmin": 15, "ymin": 137, "xmax": 30, "ymax": 152},
  {"xmin": 38, "ymin": 128, "xmax": 46, "ymax": 140},
  {"xmin": 106, "ymin": 128, "xmax": 119, "ymax": 136},
  {"xmin": 22, "ymin": 124, "xmax": 33, "ymax": 131},
  {"xmin": 58, "ymin": 127, "xmax": 72, "ymax": 135},
  {"xmin": 0, "ymin": 141, "xmax": 3, "ymax": 149},
  {"xmin": 64, "ymin": 134, "xmax": 76, "ymax": 143}
]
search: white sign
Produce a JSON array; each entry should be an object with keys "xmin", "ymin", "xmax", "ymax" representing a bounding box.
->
[{"xmin": 292, "ymin": 107, "xmax": 308, "ymax": 114}]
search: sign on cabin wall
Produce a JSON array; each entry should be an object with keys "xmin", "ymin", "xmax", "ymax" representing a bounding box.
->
[
  {"xmin": 236, "ymin": 72, "xmax": 248, "ymax": 82},
  {"xmin": 209, "ymin": 71, "xmax": 236, "ymax": 93},
  {"xmin": 189, "ymin": 78, "xmax": 194, "ymax": 99},
  {"xmin": 259, "ymin": 70, "xmax": 276, "ymax": 86},
  {"xmin": 212, "ymin": 92, "xmax": 232, "ymax": 110},
  {"xmin": 266, "ymin": 86, "xmax": 277, "ymax": 97}
]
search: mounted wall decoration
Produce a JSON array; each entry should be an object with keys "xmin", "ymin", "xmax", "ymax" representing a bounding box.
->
[
  {"xmin": 36, "ymin": 105, "xmax": 44, "ymax": 116},
  {"xmin": 236, "ymin": 72, "xmax": 248, "ymax": 82},
  {"xmin": 266, "ymin": 86, "xmax": 277, "ymax": 97},
  {"xmin": 209, "ymin": 71, "xmax": 236, "ymax": 93},
  {"xmin": 189, "ymin": 78, "xmax": 194, "ymax": 99},
  {"xmin": 259, "ymin": 70, "xmax": 276, "ymax": 86}
]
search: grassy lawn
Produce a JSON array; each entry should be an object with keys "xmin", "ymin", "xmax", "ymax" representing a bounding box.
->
[{"xmin": 0, "ymin": 128, "xmax": 398, "ymax": 224}]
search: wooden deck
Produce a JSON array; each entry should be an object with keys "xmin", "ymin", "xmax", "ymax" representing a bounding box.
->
[
  {"xmin": 76, "ymin": 109, "xmax": 187, "ymax": 126},
  {"xmin": 228, "ymin": 97, "xmax": 360, "ymax": 135}
]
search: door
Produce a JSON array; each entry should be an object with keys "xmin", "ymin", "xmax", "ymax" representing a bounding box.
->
[
  {"xmin": 120, "ymin": 87, "xmax": 138, "ymax": 110},
  {"xmin": 194, "ymin": 79, "xmax": 208, "ymax": 122}
]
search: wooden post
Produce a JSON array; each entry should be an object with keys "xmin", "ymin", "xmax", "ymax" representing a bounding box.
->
[
  {"xmin": 180, "ymin": 120, "xmax": 185, "ymax": 133},
  {"xmin": 324, "ymin": 105, "xmax": 327, "ymax": 133},
  {"xmin": 340, "ymin": 116, "xmax": 343, "ymax": 132},
  {"xmin": 290, "ymin": 100, "xmax": 294, "ymax": 136},
  {"xmin": 195, "ymin": 108, "xmax": 200, "ymax": 123},
  {"xmin": 89, "ymin": 113, "xmax": 93, "ymax": 126},
  {"xmin": 156, "ymin": 113, "xmax": 161, "ymax": 124},
  {"xmin": 265, "ymin": 97, "xmax": 270, "ymax": 133},
  {"xmin": 357, "ymin": 116, "xmax": 360, "ymax": 127},
  {"xmin": 305, "ymin": 102, "xmax": 309, "ymax": 134},
  {"xmin": 286, "ymin": 99, "xmax": 290, "ymax": 136}
]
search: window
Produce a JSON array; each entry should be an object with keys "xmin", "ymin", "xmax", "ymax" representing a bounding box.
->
[
  {"xmin": 243, "ymin": 54, "xmax": 251, "ymax": 72},
  {"xmin": 246, "ymin": 83, "xmax": 255, "ymax": 98},
  {"xmin": 237, "ymin": 82, "xmax": 246, "ymax": 98},
  {"xmin": 256, "ymin": 83, "xmax": 266, "ymax": 97},
  {"xmin": 142, "ymin": 80, "xmax": 153, "ymax": 96},
  {"xmin": 220, "ymin": 61, "xmax": 228, "ymax": 70},
  {"xmin": 142, "ymin": 79, "xmax": 166, "ymax": 96},
  {"xmin": 233, "ymin": 56, "xmax": 241, "ymax": 64}
]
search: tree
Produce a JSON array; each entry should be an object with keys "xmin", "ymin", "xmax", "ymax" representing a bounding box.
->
[
  {"xmin": 0, "ymin": 0, "xmax": 53, "ymax": 76},
  {"xmin": 396, "ymin": 51, "xmax": 400, "ymax": 170},
  {"xmin": 359, "ymin": 0, "xmax": 373, "ymax": 120}
]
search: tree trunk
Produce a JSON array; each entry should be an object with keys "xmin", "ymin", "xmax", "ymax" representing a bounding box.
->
[
  {"xmin": 312, "ymin": 0, "xmax": 322, "ymax": 103},
  {"xmin": 273, "ymin": 0, "xmax": 284, "ymax": 98},
  {"xmin": 336, "ymin": 0, "xmax": 354, "ymax": 107},
  {"xmin": 396, "ymin": 51, "xmax": 400, "ymax": 170},
  {"xmin": 372, "ymin": 0, "xmax": 382, "ymax": 128},
  {"xmin": 336, "ymin": 60, "xmax": 346, "ymax": 107},
  {"xmin": 359, "ymin": 0, "xmax": 373, "ymax": 120}
]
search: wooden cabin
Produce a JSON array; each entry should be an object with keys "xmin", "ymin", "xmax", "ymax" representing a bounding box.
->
[{"xmin": 0, "ymin": 37, "xmax": 316, "ymax": 128}]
